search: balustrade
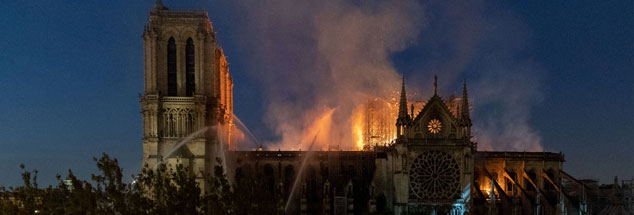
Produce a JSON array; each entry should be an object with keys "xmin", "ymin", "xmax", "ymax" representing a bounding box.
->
[{"xmin": 160, "ymin": 107, "xmax": 200, "ymax": 138}]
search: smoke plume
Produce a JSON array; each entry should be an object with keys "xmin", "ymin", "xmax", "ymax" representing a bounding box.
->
[
  {"xmin": 230, "ymin": 0, "xmax": 423, "ymax": 150},
  {"xmin": 408, "ymin": 0, "xmax": 545, "ymax": 151},
  {"xmin": 228, "ymin": 0, "xmax": 545, "ymax": 151}
]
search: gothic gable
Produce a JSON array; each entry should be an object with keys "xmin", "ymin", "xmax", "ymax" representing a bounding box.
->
[{"xmin": 409, "ymin": 95, "xmax": 459, "ymax": 140}]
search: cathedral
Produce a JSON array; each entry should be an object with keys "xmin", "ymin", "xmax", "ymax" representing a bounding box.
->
[
  {"xmin": 139, "ymin": 1, "xmax": 234, "ymax": 191},
  {"xmin": 139, "ymin": 2, "xmax": 578, "ymax": 215}
]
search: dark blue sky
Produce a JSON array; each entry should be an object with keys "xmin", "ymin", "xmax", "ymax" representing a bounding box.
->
[{"xmin": 0, "ymin": 0, "xmax": 631, "ymax": 186}]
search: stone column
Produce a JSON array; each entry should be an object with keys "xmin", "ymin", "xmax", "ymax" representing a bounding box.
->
[
  {"xmin": 143, "ymin": 30, "xmax": 150, "ymax": 93},
  {"xmin": 150, "ymin": 33, "xmax": 158, "ymax": 92},
  {"xmin": 347, "ymin": 181, "xmax": 354, "ymax": 215},
  {"xmin": 300, "ymin": 181, "xmax": 307, "ymax": 215},
  {"xmin": 196, "ymin": 32, "xmax": 205, "ymax": 94},
  {"xmin": 323, "ymin": 180, "xmax": 331, "ymax": 214}
]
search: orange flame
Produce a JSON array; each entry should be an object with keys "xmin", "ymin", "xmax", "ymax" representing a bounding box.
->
[
  {"xmin": 299, "ymin": 108, "xmax": 334, "ymax": 150},
  {"xmin": 268, "ymin": 107, "xmax": 335, "ymax": 151},
  {"xmin": 350, "ymin": 98, "xmax": 399, "ymax": 150},
  {"xmin": 351, "ymin": 105, "xmax": 365, "ymax": 150}
]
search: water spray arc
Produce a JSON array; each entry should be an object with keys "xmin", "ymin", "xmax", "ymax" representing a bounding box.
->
[
  {"xmin": 232, "ymin": 113, "xmax": 261, "ymax": 150},
  {"xmin": 152, "ymin": 126, "xmax": 209, "ymax": 170},
  {"xmin": 215, "ymin": 123, "xmax": 231, "ymax": 172},
  {"xmin": 284, "ymin": 131, "xmax": 320, "ymax": 214},
  {"xmin": 150, "ymin": 115, "xmax": 259, "ymax": 174}
]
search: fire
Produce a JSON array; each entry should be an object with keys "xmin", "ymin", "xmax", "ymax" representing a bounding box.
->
[
  {"xmin": 299, "ymin": 108, "xmax": 334, "ymax": 150},
  {"xmin": 265, "ymin": 107, "xmax": 335, "ymax": 151},
  {"xmin": 483, "ymin": 188, "xmax": 491, "ymax": 198},
  {"xmin": 351, "ymin": 105, "xmax": 365, "ymax": 150},
  {"xmin": 350, "ymin": 98, "xmax": 399, "ymax": 150},
  {"xmin": 268, "ymin": 93, "xmax": 428, "ymax": 151}
]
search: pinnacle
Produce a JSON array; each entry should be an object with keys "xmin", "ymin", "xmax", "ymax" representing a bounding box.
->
[{"xmin": 397, "ymin": 76, "xmax": 410, "ymax": 122}]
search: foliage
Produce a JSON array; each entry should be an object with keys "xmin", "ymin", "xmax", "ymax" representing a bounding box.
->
[{"xmin": 0, "ymin": 154, "xmax": 280, "ymax": 215}]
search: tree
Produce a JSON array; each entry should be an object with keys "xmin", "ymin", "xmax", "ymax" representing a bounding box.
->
[
  {"xmin": 0, "ymin": 154, "xmax": 282, "ymax": 215},
  {"xmin": 201, "ymin": 158, "xmax": 233, "ymax": 215}
]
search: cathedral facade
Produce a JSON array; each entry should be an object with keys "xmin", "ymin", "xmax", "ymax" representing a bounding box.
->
[
  {"xmin": 140, "ymin": 3, "xmax": 568, "ymax": 214},
  {"xmin": 221, "ymin": 79, "xmax": 565, "ymax": 215},
  {"xmin": 139, "ymin": 2, "xmax": 234, "ymax": 190}
]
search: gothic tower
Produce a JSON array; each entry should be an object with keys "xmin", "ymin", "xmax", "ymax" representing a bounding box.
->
[{"xmin": 139, "ymin": 1, "xmax": 234, "ymax": 189}]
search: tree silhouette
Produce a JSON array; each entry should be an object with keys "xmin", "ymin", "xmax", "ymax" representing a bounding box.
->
[{"xmin": 0, "ymin": 154, "xmax": 281, "ymax": 215}]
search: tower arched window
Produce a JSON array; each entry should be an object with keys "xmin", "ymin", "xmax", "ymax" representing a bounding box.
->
[
  {"xmin": 185, "ymin": 38, "xmax": 195, "ymax": 96},
  {"xmin": 167, "ymin": 37, "xmax": 177, "ymax": 96}
]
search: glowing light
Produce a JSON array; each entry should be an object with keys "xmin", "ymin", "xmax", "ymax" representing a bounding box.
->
[
  {"xmin": 299, "ymin": 108, "xmax": 334, "ymax": 149},
  {"xmin": 483, "ymin": 188, "xmax": 491, "ymax": 197},
  {"xmin": 427, "ymin": 119, "xmax": 442, "ymax": 134},
  {"xmin": 350, "ymin": 98, "xmax": 399, "ymax": 150},
  {"xmin": 268, "ymin": 108, "xmax": 335, "ymax": 151},
  {"xmin": 351, "ymin": 105, "xmax": 365, "ymax": 150}
]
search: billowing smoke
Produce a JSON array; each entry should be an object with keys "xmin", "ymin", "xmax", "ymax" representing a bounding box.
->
[
  {"xmin": 227, "ymin": 0, "xmax": 545, "ymax": 151},
  {"xmin": 404, "ymin": 0, "xmax": 545, "ymax": 152},
  {"xmin": 229, "ymin": 0, "xmax": 423, "ymax": 150},
  {"xmin": 470, "ymin": 59, "xmax": 544, "ymax": 152}
]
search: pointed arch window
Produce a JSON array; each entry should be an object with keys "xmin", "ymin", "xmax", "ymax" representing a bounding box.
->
[
  {"xmin": 167, "ymin": 37, "xmax": 177, "ymax": 96},
  {"xmin": 185, "ymin": 38, "xmax": 195, "ymax": 96}
]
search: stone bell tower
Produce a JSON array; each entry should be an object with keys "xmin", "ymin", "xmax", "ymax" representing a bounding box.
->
[{"xmin": 139, "ymin": 0, "xmax": 234, "ymax": 188}]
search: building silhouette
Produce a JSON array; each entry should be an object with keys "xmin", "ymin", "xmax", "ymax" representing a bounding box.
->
[{"xmin": 139, "ymin": 2, "xmax": 629, "ymax": 215}]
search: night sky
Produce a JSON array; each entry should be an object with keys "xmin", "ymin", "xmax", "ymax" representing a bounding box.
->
[{"xmin": 0, "ymin": 0, "xmax": 632, "ymax": 186}]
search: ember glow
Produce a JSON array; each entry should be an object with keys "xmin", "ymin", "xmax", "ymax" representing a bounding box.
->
[
  {"xmin": 267, "ymin": 107, "xmax": 335, "ymax": 151},
  {"xmin": 239, "ymin": 0, "xmax": 424, "ymax": 151},
  {"xmin": 351, "ymin": 98, "xmax": 399, "ymax": 150},
  {"xmin": 299, "ymin": 108, "xmax": 334, "ymax": 151},
  {"xmin": 235, "ymin": 0, "xmax": 550, "ymax": 153},
  {"xmin": 350, "ymin": 93, "xmax": 434, "ymax": 150}
]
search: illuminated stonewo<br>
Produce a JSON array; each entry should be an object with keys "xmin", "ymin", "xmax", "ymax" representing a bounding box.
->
[
  {"xmin": 139, "ymin": 1, "xmax": 234, "ymax": 191},
  {"xmin": 140, "ymin": 2, "xmax": 571, "ymax": 214},
  {"xmin": 220, "ymin": 77, "xmax": 566, "ymax": 215}
]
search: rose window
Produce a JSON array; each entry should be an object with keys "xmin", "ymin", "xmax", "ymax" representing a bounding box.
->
[
  {"xmin": 427, "ymin": 119, "xmax": 442, "ymax": 134},
  {"xmin": 409, "ymin": 150, "xmax": 460, "ymax": 200}
]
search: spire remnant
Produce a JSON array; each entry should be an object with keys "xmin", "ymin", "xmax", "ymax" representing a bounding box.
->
[
  {"xmin": 396, "ymin": 76, "xmax": 410, "ymax": 138},
  {"xmin": 462, "ymin": 79, "xmax": 470, "ymax": 120},
  {"xmin": 398, "ymin": 76, "xmax": 409, "ymax": 119},
  {"xmin": 461, "ymin": 79, "xmax": 472, "ymax": 141}
]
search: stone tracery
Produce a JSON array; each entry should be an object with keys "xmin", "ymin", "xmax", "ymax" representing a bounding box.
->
[
  {"xmin": 409, "ymin": 150, "xmax": 460, "ymax": 201},
  {"xmin": 161, "ymin": 107, "xmax": 200, "ymax": 138}
]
